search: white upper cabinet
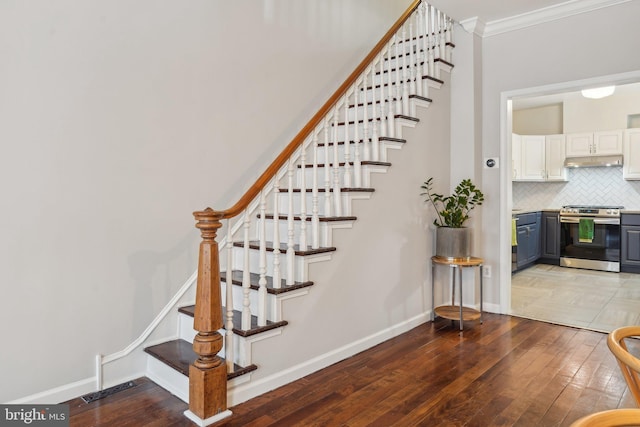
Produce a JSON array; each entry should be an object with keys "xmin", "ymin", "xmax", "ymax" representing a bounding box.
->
[
  {"xmin": 512, "ymin": 134, "xmax": 566, "ymax": 181},
  {"xmin": 520, "ymin": 135, "xmax": 546, "ymax": 180},
  {"xmin": 594, "ymin": 130, "xmax": 624, "ymax": 155},
  {"xmin": 623, "ymin": 128, "xmax": 640, "ymax": 180},
  {"xmin": 566, "ymin": 130, "xmax": 623, "ymax": 157},
  {"xmin": 545, "ymin": 134, "xmax": 567, "ymax": 181},
  {"xmin": 512, "ymin": 133, "xmax": 522, "ymax": 180},
  {"xmin": 565, "ymin": 133, "xmax": 593, "ymax": 157}
]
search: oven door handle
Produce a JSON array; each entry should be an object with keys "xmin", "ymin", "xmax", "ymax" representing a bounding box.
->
[{"xmin": 560, "ymin": 217, "xmax": 620, "ymax": 225}]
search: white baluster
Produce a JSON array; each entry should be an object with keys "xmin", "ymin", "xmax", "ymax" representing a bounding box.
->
[
  {"xmin": 272, "ymin": 178, "xmax": 281, "ymax": 289},
  {"xmin": 287, "ymin": 158, "xmax": 295, "ymax": 285},
  {"xmin": 332, "ymin": 109, "xmax": 342, "ymax": 216},
  {"xmin": 439, "ymin": 11, "xmax": 446, "ymax": 61},
  {"xmin": 415, "ymin": 14, "xmax": 424, "ymax": 98},
  {"xmin": 373, "ymin": 53, "xmax": 383, "ymax": 161},
  {"xmin": 311, "ymin": 131, "xmax": 320, "ymax": 249},
  {"xmin": 353, "ymin": 83, "xmax": 362, "ymax": 188},
  {"xmin": 387, "ymin": 40, "xmax": 396, "ymax": 139},
  {"xmin": 445, "ymin": 16, "xmax": 453, "ymax": 63},
  {"xmin": 225, "ymin": 220, "xmax": 234, "ymax": 372},
  {"xmin": 343, "ymin": 94, "xmax": 352, "ymax": 188},
  {"xmin": 299, "ymin": 144, "xmax": 308, "ymax": 250},
  {"xmin": 323, "ymin": 119, "xmax": 332, "ymax": 216},
  {"xmin": 434, "ymin": 9, "xmax": 441, "ymax": 79},
  {"xmin": 401, "ymin": 24, "xmax": 410, "ymax": 116},
  {"xmin": 241, "ymin": 209, "xmax": 251, "ymax": 331},
  {"xmin": 428, "ymin": 5, "xmax": 435, "ymax": 78},
  {"xmin": 409, "ymin": 21, "xmax": 417, "ymax": 98},
  {"xmin": 394, "ymin": 34, "xmax": 402, "ymax": 117},
  {"xmin": 362, "ymin": 69, "xmax": 371, "ymax": 162},
  {"xmin": 258, "ymin": 191, "xmax": 267, "ymax": 326}
]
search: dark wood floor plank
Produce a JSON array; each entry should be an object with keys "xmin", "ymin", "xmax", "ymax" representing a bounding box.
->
[{"xmin": 66, "ymin": 314, "xmax": 637, "ymax": 426}]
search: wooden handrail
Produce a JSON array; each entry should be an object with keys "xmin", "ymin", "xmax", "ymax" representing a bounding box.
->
[{"xmin": 221, "ymin": 0, "xmax": 422, "ymax": 219}]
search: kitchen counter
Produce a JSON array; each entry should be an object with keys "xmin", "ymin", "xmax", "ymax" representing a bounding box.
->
[{"xmin": 512, "ymin": 208, "xmax": 560, "ymax": 215}]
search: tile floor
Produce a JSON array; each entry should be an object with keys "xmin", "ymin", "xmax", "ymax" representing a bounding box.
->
[{"xmin": 511, "ymin": 264, "xmax": 640, "ymax": 332}]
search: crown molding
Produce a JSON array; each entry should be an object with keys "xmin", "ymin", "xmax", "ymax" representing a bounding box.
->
[
  {"xmin": 460, "ymin": 0, "xmax": 631, "ymax": 38},
  {"xmin": 459, "ymin": 17, "xmax": 486, "ymax": 36}
]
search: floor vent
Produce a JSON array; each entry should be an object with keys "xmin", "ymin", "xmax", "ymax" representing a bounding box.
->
[{"xmin": 81, "ymin": 381, "xmax": 137, "ymax": 403}]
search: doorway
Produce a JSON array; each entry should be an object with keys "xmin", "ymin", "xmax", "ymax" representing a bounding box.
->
[{"xmin": 500, "ymin": 72, "xmax": 640, "ymax": 329}]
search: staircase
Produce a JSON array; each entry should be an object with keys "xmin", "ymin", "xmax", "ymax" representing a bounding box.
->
[{"xmin": 142, "ymin": 1, "xmax": 455, "ymax": 424}]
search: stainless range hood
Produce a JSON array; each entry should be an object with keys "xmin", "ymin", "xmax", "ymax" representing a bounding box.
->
[{"xmin": 564, "ymin": 155, "xmax": 623, "ymax": 168}]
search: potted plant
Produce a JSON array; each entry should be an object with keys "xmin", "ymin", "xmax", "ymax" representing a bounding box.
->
[{"xmin": 420, "ymin": 177, "xmax": 484, "ymax": 259}]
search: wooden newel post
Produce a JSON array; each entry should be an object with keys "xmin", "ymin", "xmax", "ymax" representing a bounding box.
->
[{"xmin": 188, "ymin": 207, "xmax": 229, "ymax": 422}]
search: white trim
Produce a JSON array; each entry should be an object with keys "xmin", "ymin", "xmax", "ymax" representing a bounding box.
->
[
  {"xmin": 227, "ymin": 311, "xmax": 431, "ymax": 406},
  {"xmin": 461, "ymin": 0, "xmax": 631, "ymax": 38},
  {"xmin": 184, "ymin": 409, "xmax": 233, "ymax": 427},
  {"xmin": 459, "ymin": 17, "xmax": 486, "ymax": 36},
  {"xmin": 6, "ymin": 377, "xmax": 96, "ymax": 405},
  {"xmin": 101, "ymin": 270, "xmax": 197, "ymax": 365}
]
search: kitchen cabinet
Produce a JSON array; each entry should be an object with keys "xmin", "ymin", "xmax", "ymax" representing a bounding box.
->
[
  {"xmin": 540, "ymin": 211, "xmax": 561, "ymax": 263},
  {"xmin": 520, "ymin": 135, "xmax": 545, "ymax": 180},
  {"xmin": 623, "ymin": 128, "xmax": 640, "ymax": 180},
  {"xmin": 515, "ymin": 212, "xmax": 541, "ymax": 269},
  {"xmin": 566, "ymin": 130, "xmax": 623, "ymax": 157},
  {"xmin": 512, "ymin": 134, "xmax": 566, "ymax": 181},
  {"xmin": 512, "ymin": 133, "xmax": 522, "ymax": 180},
  {"xmin": 545, "ymin": 134, "xmax": 567, "ymax": 181},
  {"xmin": 621, "ymin": 213, "xmax": 640, "ymax": 273}
]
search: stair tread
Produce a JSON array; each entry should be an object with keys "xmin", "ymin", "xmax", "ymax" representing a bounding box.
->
[
  {"xmin": 144, "ymin": 339, "xmax": 257, "ymax": 380},
  {"xmin": 317, "ymin": 137, "xmax": 406, "ymax": 147},
  {"xmin": 259, "ymin": 213, "xmax": 358, "ymax": 223},
  {"xmin": 297, "ymin": 161, "xmax": 392, "ymax": 168},
  {"xmin": 232, "ymin": 240, "xmax": 337, "ymax": 256},
  {"xmin": 220, "ymin": 269, "xmax": 314, "ymax": 294},
  {"xmin": 350, "ymin": 96, "xmax": 432, "ymax": 109},
  {"xmin": 279, "ymin": 187, "xmax": 375, "ymax": 193},
  {"xmin": 364, "ymin": 74, "xmax": 444, "ymax": 91},
  {"xmin": 331, "ymin": 115, "xmax": 419, "ymax": 127},
  {"xmin": 178, "ymin": 305, "xmax": 289, "ymax": 337}
]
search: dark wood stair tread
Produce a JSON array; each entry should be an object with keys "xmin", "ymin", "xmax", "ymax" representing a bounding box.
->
[
  {"xmin": 297, "ymin": 161, "xmax": 391, "ymax": 168},
  {"xmin": 350, "ymin": 97, "xmax": 432, "ymax": 109},
  {"xmin": 259, "ymin": 213, "xmax": 358, "ymax": 223},
  {"xmin": 178, "ymin": 305, "xmax": 288, "ymax": 337},
  {"xmin": 331, "ymin": 115, "xmax": 419, "ymax": 127},
  {"xmin": 317, "ymin": 136, "xmax": 406, "ymax": 147},
  {"xmin": 144, "ymin": 339, "xmax": 257, "ymax": 380},
  {"xmin": 232, "ymin": 240, "xmax": 337, "ymax": 256},
  {"xmin": 220, "ymin": 269, "xmax": 314, "ymax": 295},
  {"xmin": 279, "ymin": 187, "xmax": 375, "ymax": 193}
]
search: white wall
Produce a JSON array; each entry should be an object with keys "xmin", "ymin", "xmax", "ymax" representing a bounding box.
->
[
  {"xmin": 564, "ymin": 90, "xmax": 640, "ymax": 133},
  {"xmin": 0, "ymin": 0, "xmax": 413, "ymax": 403},
  {"xmin": 513, "ymin": 104, "xmax": 563, "ymax": 135},
  {"xmin": 474, "ymin": 1, "xmax": 640, "ymax": 309}
]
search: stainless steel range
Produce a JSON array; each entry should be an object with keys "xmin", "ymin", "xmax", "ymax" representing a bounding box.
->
[{"xmin": 559, "ymin": 205, "xmax": 623, "ymax": 272}]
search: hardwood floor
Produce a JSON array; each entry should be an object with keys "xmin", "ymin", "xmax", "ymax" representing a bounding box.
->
[{"xmin": 66, "ymin": 313, "xmax": 638, "ymax": 426}]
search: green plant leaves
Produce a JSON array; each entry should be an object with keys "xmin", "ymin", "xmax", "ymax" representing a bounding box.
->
[{"xmin": 420, "ymin": 177, "xmax": 484, "ymax": 228}]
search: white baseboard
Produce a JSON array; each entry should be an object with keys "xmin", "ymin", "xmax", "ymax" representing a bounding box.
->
[
  {"xmin": 227, "ymin": 311, "xmax": 430, "ymax": 406},
  {"xmin": 6, "ymin": 377, "xmax": 96, "ymax": 405}
]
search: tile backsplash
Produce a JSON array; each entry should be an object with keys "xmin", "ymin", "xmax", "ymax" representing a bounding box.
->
[{"xmin": 512, "ymin": 167, "xmax": 640, "ymax": 210}]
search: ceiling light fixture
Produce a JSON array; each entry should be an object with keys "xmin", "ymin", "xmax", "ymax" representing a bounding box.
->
[{"xmin": 581, "ymin": 85, "xmax": 615, "ymax": 99}]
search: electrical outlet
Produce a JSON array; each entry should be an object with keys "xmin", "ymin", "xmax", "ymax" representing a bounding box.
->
[{"xmin": 483, "ymin": 265, "xmax": 492, "ymax": 278}]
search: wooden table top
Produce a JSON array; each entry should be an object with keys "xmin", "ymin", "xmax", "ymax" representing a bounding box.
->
[{"xmin": 431, "ymin": 256, "xmax": 483, "ymax": 267}]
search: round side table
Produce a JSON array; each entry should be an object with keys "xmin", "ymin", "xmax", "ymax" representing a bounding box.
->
[{"xmin": 431, "ymin": 256, "xmax": 484, "ymax": 331}]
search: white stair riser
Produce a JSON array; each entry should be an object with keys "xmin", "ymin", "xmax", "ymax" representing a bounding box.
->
[
  {"xmin": 295, "ymin": 163, "xmax": 389, "ymax": 188},
  {"xmin": 276, "ymin": 191, "xmax": 373, "ymax": 217},
  {"xmin": 221, "ymin": 284, "xmax": 278, "ymax": 323},
  {"xmin": 228, "ymin": 245, "xmax": 315, "ymax": 282}
]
